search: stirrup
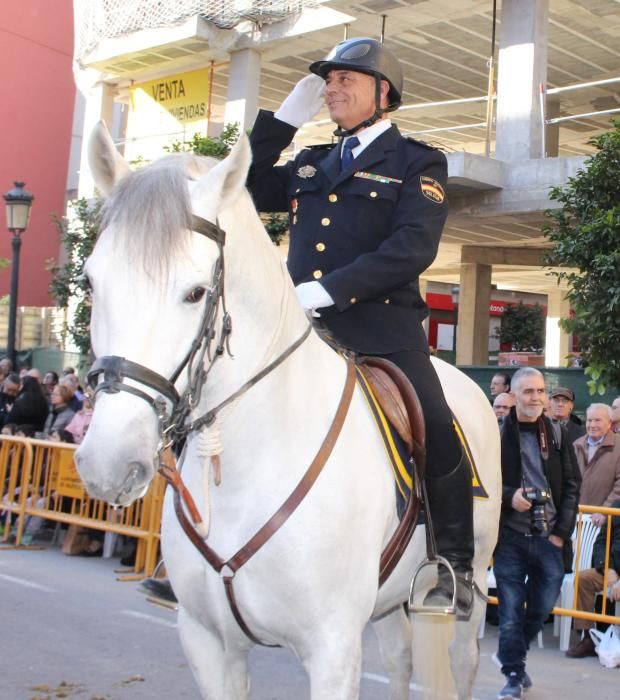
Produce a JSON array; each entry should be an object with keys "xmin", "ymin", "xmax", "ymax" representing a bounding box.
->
[{"xmin": 408, "ymin": 555, "xmax": 457, "ymax": 616}]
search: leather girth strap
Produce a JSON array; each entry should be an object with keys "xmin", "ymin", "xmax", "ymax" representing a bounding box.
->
[
  {"xmin": 356, "ymin": 356, "xmax": 427, "ymax": 587},
  {"xmin": 167, "ymin": 360, "xmax": 357, "ymax": 646}
]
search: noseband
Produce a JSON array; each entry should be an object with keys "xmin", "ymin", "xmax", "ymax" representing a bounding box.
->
[{"xmin": 87, "ymin": 214, "xmax": 310, "ymax": 452}]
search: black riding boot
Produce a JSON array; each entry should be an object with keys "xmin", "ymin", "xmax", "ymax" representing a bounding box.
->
[{"xmin": 422, "ymin": 451, "xmax": 475, "ymax": 618}]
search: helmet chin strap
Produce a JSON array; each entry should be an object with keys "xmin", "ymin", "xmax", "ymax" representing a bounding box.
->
[{"xmin": 333, "ymin": 77, "xmax": 386, "ymax": 138}]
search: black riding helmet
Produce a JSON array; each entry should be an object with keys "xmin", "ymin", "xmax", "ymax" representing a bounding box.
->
[{"xmin": 309, "ymin": 37, "xmax": 403, "ymax": 136}]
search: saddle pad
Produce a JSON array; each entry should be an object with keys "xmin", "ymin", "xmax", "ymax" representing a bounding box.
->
[
  {"xmin": 356, "ymin": 367, "xmax": 412, "ymax": 518},
  {"xmin": 356, "ymin": 367, "xmax": 489, "ymax": 509}
]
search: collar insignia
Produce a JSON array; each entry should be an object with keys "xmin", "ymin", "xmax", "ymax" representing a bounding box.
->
[
  {"xmin": 354, "ymin": 171, "xmax": 402, "ymax": 184},
  {"xmin": 297, "ymin": 165, "xmax": 317, "ymax": 179}
]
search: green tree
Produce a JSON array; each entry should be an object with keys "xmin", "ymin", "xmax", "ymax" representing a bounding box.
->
[
  {"xmin": 497, "ymin": 301, "xmax": 545, "ymax": 352},
  {"xmin": 48, "ymin": 197, "xmax": 102, "ymax": 355},
  {"xmin": 543, "ymin": 119, "xmax": 620, "ymax": 394},
  {"xmin": 166, "ymin": 123, "xmax": 240, "ymax": 158}
]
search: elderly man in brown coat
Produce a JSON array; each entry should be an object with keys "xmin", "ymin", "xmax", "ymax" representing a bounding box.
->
[{"xmin": 573, "ymin": 403, "xmax": 620, "ymax": 527}]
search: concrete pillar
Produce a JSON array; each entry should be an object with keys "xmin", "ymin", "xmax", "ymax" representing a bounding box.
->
[
  {"xmin": 495, "ymin": 0, "xmax": 549, "ymax": 161},
  {"xmin": 545, "ymin": 288, "xmax": 571, "ymax": 367},
  {"xmin": 224, "ymin": 49, "xmax": 261, "ymax": 131},
  {"xmin": 77, "ymin": 82, "xmax": 116, "ymax": 198},
  {"xmin": 456, "ymin": 263, "xmax": 492, "ymax": 365}
]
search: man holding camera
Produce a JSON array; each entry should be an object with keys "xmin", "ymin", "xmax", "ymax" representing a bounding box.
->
[{"xmin": 494, "ymin": 367, "xmax": 580, "ymax": 699}]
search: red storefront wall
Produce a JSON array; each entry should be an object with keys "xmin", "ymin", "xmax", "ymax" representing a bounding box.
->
[{"xmin": 0, "ymin": 1, "xmax": 75, "ymax": 306}]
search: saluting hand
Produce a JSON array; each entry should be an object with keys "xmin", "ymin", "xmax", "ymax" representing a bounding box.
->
[{"xmin": 275, "ymin": 75, "xmax": 326, "ymax": 128}]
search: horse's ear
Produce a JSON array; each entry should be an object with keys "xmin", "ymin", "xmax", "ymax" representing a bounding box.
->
[
  {"xmin": 88, "ymin": 120, "xmax": 131, "ymax": 196},
  {"xmin": 197, "ymin": 135, "xmax": 252, "ymax": 212}
]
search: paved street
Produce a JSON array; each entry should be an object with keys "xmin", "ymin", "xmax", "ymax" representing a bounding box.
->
[{"xmin": 0, "ymin": 544, "xmax": 616, "ymax": 699}]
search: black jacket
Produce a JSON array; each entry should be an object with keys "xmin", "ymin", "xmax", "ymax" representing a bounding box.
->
[
  {"xmin": 499, "ymin": 408, "xmax": 581, "ymax": 570},
  {"xmin": 248, "ymin": 111, "xmax": 448, "ymax": 354},
  {"xmin": 591, "ymin": 498, "xmax": 620, "ymax": 574}
]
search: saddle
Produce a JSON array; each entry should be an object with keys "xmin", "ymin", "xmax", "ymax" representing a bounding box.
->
[{"xmin": 356, "ymin": 355, "xmax": 427, "ymax": 586}]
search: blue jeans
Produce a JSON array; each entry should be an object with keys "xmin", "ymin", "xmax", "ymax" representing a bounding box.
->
[{"xmin": 494, "ymin": 526, "xmax": 565, "ymax": 677}]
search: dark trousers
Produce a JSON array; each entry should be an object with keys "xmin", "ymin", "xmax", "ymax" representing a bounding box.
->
[
  {"xmin": 378, "ymin": 349, "xmax": 461, "ymax": 477},
  {"xmin": 494, "ymin": 527, "xmax": 565, "ymax": 677}
]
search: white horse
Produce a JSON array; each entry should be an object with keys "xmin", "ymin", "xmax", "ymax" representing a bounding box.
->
[{"xmin": 76, "ymin": 122, "xmax": 501, "ymax": 700}]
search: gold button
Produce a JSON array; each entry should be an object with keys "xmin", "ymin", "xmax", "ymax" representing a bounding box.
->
[
  {"xmin": 313, "ymin": 270, "xmax": 323, "ymax": 279},
  {"xmin": 328, "ymin": 193, "xmax": 338, "ymax": 203},
  {"xmin": 316, "ymin": 242, "xmax": 326, "ymax": 252},
  {"xmin": 384, "ymin": 298, "xmax": 391, "ymax": 304},
  {"xmin": 321, "ymin": 217, "xmax": 331, "ymax": 226},
  {"xmin": 370, "ymin": 191, "xmax": 378, "ymax": 198},
  {"xmin": 350, "ymin": 297, "xmax": 357, "ymax": 304}
]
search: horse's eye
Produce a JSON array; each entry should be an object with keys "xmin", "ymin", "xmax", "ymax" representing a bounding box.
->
[{"xmin": 185, "ymin": 287, "xmax": 206, "ymax": 304}]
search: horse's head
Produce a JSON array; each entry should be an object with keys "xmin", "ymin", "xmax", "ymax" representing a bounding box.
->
[{"xmin": 75, "ymin": 121, "xmax": 254, "ymax": 505}]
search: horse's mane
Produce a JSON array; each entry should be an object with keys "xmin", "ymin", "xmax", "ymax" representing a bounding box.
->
[{"xmin": 101, "ymin": 153, "xmax": 216, "ymax": 278}]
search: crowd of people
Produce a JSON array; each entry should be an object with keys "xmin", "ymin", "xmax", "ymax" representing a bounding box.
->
[
  {"xmin": 487, "ymin": 369, "xmax": 620, "ymax": 698},
  {"xmin": 0, "ymin": 358, "xmax": 92, "ymax": 445}
]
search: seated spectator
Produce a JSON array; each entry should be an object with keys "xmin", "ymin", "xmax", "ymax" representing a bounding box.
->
[
  {"xmin": 44, "ymin": 385, "xmax": 76, "ymax": 435},
  {"xmin": 1, "ymin": 423, "xmax": 16, "ymax": 436},
  {"xmin": 3, "ymin": 376, "xmax": 49, "ymax": 432},
  {"xmin": 59, "ymin": 374, "xmax": 84, "ymax": 412},
  {"xmin": 27, "ymin": 368, "xmax": 42, "ymax": 383},
  {"xmin": 493, "ymin": 392, "xmax": 515, "ymax": 425},
  {"xmin": 612, "ymin": 397, "xmax": 620, "ymax": 434},
  {"xmin": 0, "ymin": 373, "xmax": 20, "ymax": 426},
  {"xmin": 42, "ymin": 371, "xmax": 59, "ymax": 402},
  {"xmin": 15, "ymin": 424, "xmax": 36, "ymax": 438},
  {"xmin": 65, "ymin": 397, "xmax": 93, "ymax": 444},
  {"xmin": 490, "ymin": 372, "xmax": 511, "ymax": 404},
  {"xmin": 49, "ymin": 428, "xmax": 75, "ymax": 444},
  {"xmin": 565, "ymin": 498, "xmax": 620, "ymax": 658},
  {"xmin": 550, "ymin": 387, "xmax": 585, "ymax": 442},
  {"xmin": 573, "ymin": 403, "xmax": 620, "ymax": 527}
]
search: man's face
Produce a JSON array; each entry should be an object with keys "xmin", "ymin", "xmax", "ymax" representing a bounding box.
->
[
  {"xmin": 4, "ymin": 381, "xmax": 19, "ymax": 398},
  {"xmin": 493, "ymin": 393, "xmax": 514, "ymax": 418},
  {"xmin": 490, "ymin": 374, "xmax": 509, "ymax": 397},
  {"xmin": 586, "ymin": 407, "xmax": 612, "ymax": 440},
  {"xmin": 324, "ymin": 70, "xmax": 387, "ymax": 130},
  {"xmin": 550, "ymin": 395, "xmax": 573, "ymax": 421},
  {"xmin": 514, "ymin": 374, "xmax": 546, "ymax": 421},
  {"xmin": 611, "ymin": 398, "xmax": 620, "ymax": 427}
]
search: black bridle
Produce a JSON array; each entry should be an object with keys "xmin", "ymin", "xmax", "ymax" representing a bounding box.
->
[{"xmin": 87, "ymin": 214, "xmax": 311, "ymax": 452}]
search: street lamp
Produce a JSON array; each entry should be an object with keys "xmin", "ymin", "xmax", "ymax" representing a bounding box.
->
[
  {"xmin": 3, "ymin": 182, "xmax": 34, "ymax": 368},
  {"xmin": 451, "ymin": 285, "xmax": 460, "ymax": 360}
]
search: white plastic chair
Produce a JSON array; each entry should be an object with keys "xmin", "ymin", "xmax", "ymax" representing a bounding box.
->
[{"xmin": 554, "ymin": 514, "xmax": 601, "ymax": 651}]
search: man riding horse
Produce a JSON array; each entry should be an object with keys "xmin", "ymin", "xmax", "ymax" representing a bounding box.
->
[{"xmin": 247, "ymin": 37, "xmax": 474, "ymax": 617}]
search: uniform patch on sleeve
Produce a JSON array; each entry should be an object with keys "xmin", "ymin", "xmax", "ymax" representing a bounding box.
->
[{"xmin": 420, "ymin": 176, "xmax": 445, "ymax": 203}]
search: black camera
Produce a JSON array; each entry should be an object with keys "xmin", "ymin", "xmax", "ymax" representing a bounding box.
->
[{"xmin": 523, "ymin": 487, "xmax": 550, "ymax": 535}]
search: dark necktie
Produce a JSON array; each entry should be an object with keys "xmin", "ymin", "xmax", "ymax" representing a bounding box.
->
[{"xmin": 340, "ymin": 136, "xmax": 360, "ymax": 171}]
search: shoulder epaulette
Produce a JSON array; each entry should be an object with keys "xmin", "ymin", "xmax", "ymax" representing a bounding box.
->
[
  {"xmin": 406, "ymin": 137, "xmax": 439, "ymax": 151},
  {"xmin": 307, "ymin": 143, "xmax": 336, "ymax": 151}
]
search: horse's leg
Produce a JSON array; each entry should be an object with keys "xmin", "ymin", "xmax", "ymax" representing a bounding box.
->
[
  {"xmin": 371, "ymin": 606, "xmax": 413, "ymax": 700},
  {"xmin": 177, "ymin": 607, "xmax": 249, "ymax": 700},
  {"xmin": 450, "ymin": 599, "xmax": 485, "ymax": 700},
  {"xmin": 301, "ymin": 623, "xmax": 364, "ymax": 700}
]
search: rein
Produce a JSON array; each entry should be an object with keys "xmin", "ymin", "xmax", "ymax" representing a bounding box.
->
[{"xmin": 166, "ymin": 360, "xmax": 357, "ymax": 646}]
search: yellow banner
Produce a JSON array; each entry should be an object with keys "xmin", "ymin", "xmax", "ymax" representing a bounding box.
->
[{"xmin": 126, "ymin": 67, "xmax": 211, "ymax": 162}]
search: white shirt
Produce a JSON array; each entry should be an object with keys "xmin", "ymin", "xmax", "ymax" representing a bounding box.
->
[{"xmin": 341, "ymin": 119, "xmax": 392, "ymax": 159}]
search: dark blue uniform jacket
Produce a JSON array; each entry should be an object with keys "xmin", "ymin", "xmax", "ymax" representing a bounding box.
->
[{"xmin": 247, "ymin": 110, "xmax": 449, "ymax": 354}]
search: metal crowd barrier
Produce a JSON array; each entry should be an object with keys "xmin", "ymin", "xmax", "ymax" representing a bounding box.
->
[
  {"xmin": 488, "ymin": 504, "xmax": 620, "ymax": 634},
  {"xmin": 0, "ymin": 435, "xmax": 164, "ymax": 576}
]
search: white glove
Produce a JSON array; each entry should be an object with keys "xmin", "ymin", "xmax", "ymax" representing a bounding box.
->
[
  {"xmin": 275, "ymin": 75, "xmax": 325, "ymax": 128},
  {"xmin": 295, "ymin": 282, "xmax": 334, "ymax": 317}
]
